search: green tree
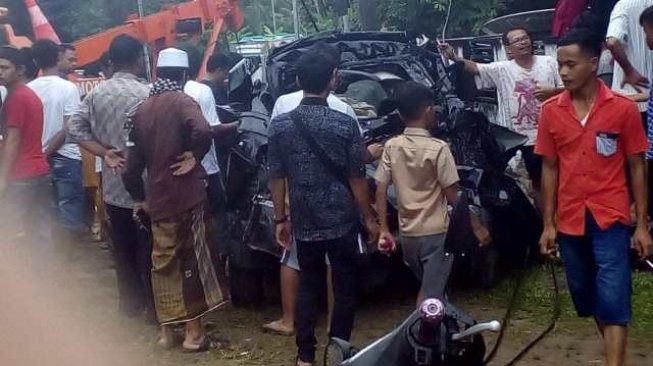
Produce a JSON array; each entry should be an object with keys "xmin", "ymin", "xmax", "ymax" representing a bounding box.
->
[{"xmin": 376, "ymin": 0, "xmax": 558, "ymax": 37}]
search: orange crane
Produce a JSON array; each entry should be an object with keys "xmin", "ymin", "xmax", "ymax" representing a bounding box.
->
[
  {"xmin": 2, "ymin": 0, "xmax": 244, "ymax": 78},
  {"xmin": 72, "ymin": 0, "xmax": 244, "ymax": 76}
]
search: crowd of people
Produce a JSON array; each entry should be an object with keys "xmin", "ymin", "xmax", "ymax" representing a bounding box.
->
[{"xmin": 1, "ymin": 1, "xmax": 653, "ymax": 366}]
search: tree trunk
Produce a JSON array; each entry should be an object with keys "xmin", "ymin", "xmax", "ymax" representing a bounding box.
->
[{"xmin": 357, "ymin": 0, "xmax": 379, "ymax": 31}]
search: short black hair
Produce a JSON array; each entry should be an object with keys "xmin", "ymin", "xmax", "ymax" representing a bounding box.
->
[
  {"xmin": 394, "ymin": 81, "xmax": 434, "ymax": 121},
  {"xmin": 109, "ymin": 35, "xmax": 143, "ymax": 68},
  {"xmin": 99, "ymin": 51, "xmax": 110, "ymax": 68},
  {"xmin": 557, "ymin": 27, "xmax": 603, "ymax": 57},
  {"xmin": 312, "ymin": 41, "xmax": 340, "ymax": 64},
  {"xmin": 157, "ymin": 67, "xmax": 186, "ymax": 84},
  {"xmin": 501, "ymin": 26, "xmax": 532, "ymax": 45},
  {"xmin": 640, "ymin": 5, "xmax": 653, "ymax": 26},
  {"xmin": 296, "ymin": 48, "xmax": 337, "ymax": 94},
  {"xmin": 206, "ymin": 53, "xmax": 230, "ymax": 73},
  {"xmin": 0, "ymin": 46, "xmax": 31, "ymax": 69},
  {"xmin": 31, "ymin": 39, "xmax": 60, "ymax": 69},
  {"xmin": 178, "ymin": 44, "xmax": 201, "ymax": 79},
  {"xmin": 20, "ymin": 47, "xmax": 38, "ymax": 79}
]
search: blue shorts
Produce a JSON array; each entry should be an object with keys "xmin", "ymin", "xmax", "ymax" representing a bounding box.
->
[{"xmin": 558, "ymin": 214, "xmax": 632, "ymax": 325}]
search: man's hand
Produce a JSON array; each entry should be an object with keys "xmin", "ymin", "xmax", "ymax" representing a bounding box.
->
[
  {"xmin": 628, "ymin": 92, "xmax": 650, "ymax": 103},
  {"xmin": 534, "ymin": 86, "xmax": 559, "ymax": 102},
  {"xmin": 377, "ymin": 229, "xmax": 396, "ymax": 253},
  {"xmin": 44, "ymin": 145, "xmax": 57, "ymax": 157},
  {"xmin": 133, "ymin": 201, "xmax": 149, "ymax": 215},
  {"xmin": 364, "ymin": 216, "xmax": 380, "ymax": 244},
  {"xmin": 438, "ymin": 42, "xmax": 459, "ymax": 62},
  {"xmin": 170, "ymin": 152, "xmax": 197, "ymax": 176},
  {"xmin": 104, "ymin": 149, "xmax": 126, "ymax": 174},
  {"xmin": 622, "ymin": 68, "xmax": 649, "ymax": 91},
  {"xmin": 275, "ymin": 220, "xmax": 292, "ymax": 249},
  {"xmin": 367, "ymin": 143, "xmax": 384, "ymax": 161},
  {"xmin": 539, "ymin": 225, "xmax": 558, "ymax": 257},
  {"xmin": 632, "ymin": 225, "xmax": 653, "ymax": 259}
]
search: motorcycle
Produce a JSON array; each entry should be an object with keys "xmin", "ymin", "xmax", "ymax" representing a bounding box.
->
[{"xmin": 324, "ymin": 297, "xmax": 501, "ymax": 366}]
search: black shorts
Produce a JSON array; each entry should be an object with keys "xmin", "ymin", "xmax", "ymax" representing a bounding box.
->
[{"xmin": 521, "ymin": 146, "xmax": 542, "ymax": 187}]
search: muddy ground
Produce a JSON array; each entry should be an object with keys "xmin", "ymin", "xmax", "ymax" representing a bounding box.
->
[{"xmin": 2, "ymin": 238, "xmax": 651, "ymax": 366}]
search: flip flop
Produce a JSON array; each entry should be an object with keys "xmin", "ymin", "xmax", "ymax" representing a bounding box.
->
[{"xmin": 262, "ymin": 320, "xmax": 295, "ymax": 336}]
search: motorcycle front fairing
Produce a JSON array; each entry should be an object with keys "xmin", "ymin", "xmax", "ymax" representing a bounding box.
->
[{"xmin": 332, "ymin": 305, "xmax": 486, "ymax": 366}]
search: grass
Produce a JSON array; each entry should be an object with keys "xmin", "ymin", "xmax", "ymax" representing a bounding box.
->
[{"xmin": 463, "ymin": 264, "xmax": 653, "ymax": 340}]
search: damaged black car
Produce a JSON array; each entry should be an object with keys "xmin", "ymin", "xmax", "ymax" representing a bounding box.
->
[{"xmin": 221, "ymin": 31, "xmax": 541, "ymax": 306}]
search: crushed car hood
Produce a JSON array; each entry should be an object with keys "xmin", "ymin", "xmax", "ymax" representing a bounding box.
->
[{"xmin": 265, "ymin": 31, "xmax": 454, "ymax": 101}]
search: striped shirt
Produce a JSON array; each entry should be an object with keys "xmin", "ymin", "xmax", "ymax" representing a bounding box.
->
[
  {"xmin": 68, "ymin": 72, "xmax": 150, "ymax": 209},
  {"xmin": 606, "ymin": 0, "xmax": 653, "ymax": 112}
]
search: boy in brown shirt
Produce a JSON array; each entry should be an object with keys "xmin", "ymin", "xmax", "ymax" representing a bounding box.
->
[{"xmin": 375, "ymin": 81, "xmax": 459, "ymax": 305}]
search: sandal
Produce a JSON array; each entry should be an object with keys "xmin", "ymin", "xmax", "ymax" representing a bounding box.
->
[{"xmin": 262, "ymin": 320, "xmax": 295, "ymax": 336}]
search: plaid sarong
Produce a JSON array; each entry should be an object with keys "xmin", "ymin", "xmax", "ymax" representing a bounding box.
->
[{"xmin": 151, "ymin": 204, "xmax": 224, "ymax": 324}]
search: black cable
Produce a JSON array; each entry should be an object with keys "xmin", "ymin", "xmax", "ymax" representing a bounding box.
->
[
  {"xmin": 299, "ymin": 0, "xmax": 320, "ymax": 33},
  {"xmin": 482, "ymin": 266, "xmax": 528, "ymax": 364},
  {"xmin": 482, "ymin": 258, "xmax": 561, "ymax": 365},
  {"xmin": 504, "ymin": 260, "xmax": 561, "ymax": 366}
]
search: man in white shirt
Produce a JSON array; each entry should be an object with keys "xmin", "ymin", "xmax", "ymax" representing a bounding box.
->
[
  {"xmin": 262, "ymin": 43, "xmax": 383, "ymax": 337},
  {"xmin": 28, "ymin": 39, "xmax": 84, "ymax": 234},
  {"xmin": 181, "ymin": 45, "xmax": 238, "ymax": 298},
  {"xmin": 606, "ymin": 0, "xmax": 653, "ymax": 117},
  {"xmin": 440, "ymin": 27, "xmax": 564, "ymax": 207}
]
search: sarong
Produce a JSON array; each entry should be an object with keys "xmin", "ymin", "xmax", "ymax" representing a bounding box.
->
[{"xmin": 151, "ymin": 204, "xmax": 224, "ymax": 324}]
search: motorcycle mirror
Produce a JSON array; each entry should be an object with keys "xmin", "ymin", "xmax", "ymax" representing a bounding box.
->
[{"xmin": 323, "ymin": 337, "xmax": 357, "ymax": 366}]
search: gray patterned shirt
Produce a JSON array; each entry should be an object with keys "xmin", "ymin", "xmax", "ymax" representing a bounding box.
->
[
  {"xmin": 268, "ymin": 98, "xmax": 366, "ymax": 242},
  {"xmin": 68, "ymin": 72, "xmax": 150, "ymax": 209}
]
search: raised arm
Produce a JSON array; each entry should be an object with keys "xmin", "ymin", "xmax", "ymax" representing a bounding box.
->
[{"xmin": 438, "ymin": 42, "xmax": 480, "ymax": 75}]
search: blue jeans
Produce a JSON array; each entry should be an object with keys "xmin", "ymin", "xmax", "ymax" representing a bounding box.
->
[
  {"xmin": 558, "ymin": 213, "xmax": 632, "ymax": 325},
  {"xmin": 48, "ymin": 153, "xmax": 85, "ymax": 232}
]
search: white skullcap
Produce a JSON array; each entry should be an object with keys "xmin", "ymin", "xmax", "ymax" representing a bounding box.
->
[{"xmin": 156, "ymin": 48, "xmax": 189, "ymax": 68}]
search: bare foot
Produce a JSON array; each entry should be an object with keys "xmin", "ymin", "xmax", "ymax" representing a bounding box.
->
[
  {"xmin": 182, "ymin": 336, "xmax": 211, "ymax": 353},
  {"xmin": 157, "ymin": 326, "xmax": 177, "ymax": 349},
  {"xmin": 262, "ymin": 319, "xmax": 295, "ymax": 336}
]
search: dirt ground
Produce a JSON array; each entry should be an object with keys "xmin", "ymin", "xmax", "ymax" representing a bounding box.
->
[{"xmin": 1, "ymin": 238, "xmax": 651, "ymax": 366}]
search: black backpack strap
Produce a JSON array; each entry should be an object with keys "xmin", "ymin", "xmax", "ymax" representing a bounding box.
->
[{"xmin": 289, "ymin": 110, "xmax": 353, "ymax": 196}]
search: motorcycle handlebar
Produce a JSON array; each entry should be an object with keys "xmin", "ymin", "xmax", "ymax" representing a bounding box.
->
[{"xmin": 451, "ymin": 320, "xmax": 501, "ymax": 341}]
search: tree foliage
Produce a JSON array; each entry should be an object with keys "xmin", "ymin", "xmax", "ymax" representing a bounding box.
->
[
  {"xmin": 377, "ymin": 0, "xmax": 557, "ymax": 37},
  {"xmin": 0, "ymin": 0, "xmax": 559, "ymax": 43}
]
